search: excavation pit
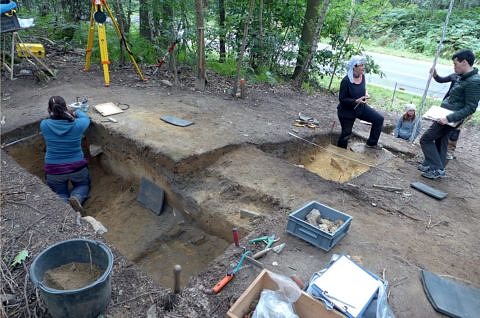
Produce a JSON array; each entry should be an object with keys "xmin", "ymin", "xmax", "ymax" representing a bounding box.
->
[
  {"xmin": 5, "ymin": 132, "xmax": 230, "ymax": 289},
  {"xmin": 262, "ymin": 137, "xmax": 393, "ymax": 183}
]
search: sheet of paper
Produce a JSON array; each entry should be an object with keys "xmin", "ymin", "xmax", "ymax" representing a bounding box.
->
[
  {"xmin": 312, "ymin": 255, "xmax": 379, "ymax": 317},
  {"xmin": 422, "ymin": 106, "xmax": 458, "ymax": 127},
  {"xmin": 94, "ymin": 102, "xmax": 123, "ymax": 117}
]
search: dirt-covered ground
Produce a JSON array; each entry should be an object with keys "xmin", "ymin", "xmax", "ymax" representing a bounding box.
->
[{"xmin": 1, "ymin": 51, "xmax": 479, "ymax": 318}]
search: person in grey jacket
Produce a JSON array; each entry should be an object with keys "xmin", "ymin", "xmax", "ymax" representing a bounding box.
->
[
  {"xmin": 419, "ymin": 49, "xmax": 480, "ymax": 179},
  {"xmin": 394, "ymin": 103, "xmax": 421, "ymax": 140}
]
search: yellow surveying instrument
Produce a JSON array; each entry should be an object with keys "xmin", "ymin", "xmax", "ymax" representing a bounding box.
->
[{"xmin": 84, "ymin": 0, "xmax": 145, "ymax": 86}]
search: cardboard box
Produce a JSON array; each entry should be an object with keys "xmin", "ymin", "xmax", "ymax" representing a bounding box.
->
[{"xmin": 227, "ymin": 269, "xmax": 343, "ymax": 318}]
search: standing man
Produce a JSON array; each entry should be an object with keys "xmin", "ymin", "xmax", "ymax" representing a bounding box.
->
[
  {"xmin": 419, "ymin": 49, "xmax": 480, "ymax": 179},
  {"xmin": 431, "ymin": 68, "xmax": 461, "ymax": 160}
]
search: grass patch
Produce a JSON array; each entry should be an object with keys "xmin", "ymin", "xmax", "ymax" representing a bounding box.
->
[{"xmin": 361, "ymin": 42, "xmax": 451, "ymax": 66}]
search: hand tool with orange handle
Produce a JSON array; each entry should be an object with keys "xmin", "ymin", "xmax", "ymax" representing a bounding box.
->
[{"xmin": 212, "ymin": 250, "xmax": 251, "ymax": 294}]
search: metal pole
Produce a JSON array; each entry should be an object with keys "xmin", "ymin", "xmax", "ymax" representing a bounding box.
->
[
  {"xmin": 391, "ymin": 82, "xmax": 397, "ymax": 110},
  {"xmin": 10, "ymin": 32, "xmax": 15, "ymax": 80},
  {"xmin": 410, "ymin": 0, "xmax": 455, "ymax": 142},
  {"xmin": 173, "ymin": 265, "xmax": 181, "ymax": 294}
]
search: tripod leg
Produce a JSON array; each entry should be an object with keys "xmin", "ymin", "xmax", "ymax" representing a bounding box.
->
[
  {"xmin": 84, "ymin": 3, "xmax": 96, "ymax": 72},
  {"xmin": 97, "ymin": 22, "xmax": 110, "ymax": 86},
  {"xmin": 103, "ymin": 3, "xmax": 146, "ymax": 81}
]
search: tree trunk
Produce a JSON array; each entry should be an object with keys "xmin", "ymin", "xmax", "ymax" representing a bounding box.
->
[
  {"xmin": 218, "ymin": 0, "xmax": 226, "ymax": 62},
  {"xmin": 60, "ymin": 0, "xmax": 88, "ymax": 22},
  {"xmin": 258, "ymin": 0, "xmax": 264, "ymax": 64},
  {"xmin": 139, "ymin": 0, "xmax": 150, "ymax": 39},
  {"xmin": 327, "ymin": 9, "xmax": 357, "ymax": 91},
  {"xmin": 162, "ymin": 3, "xmax": 174, "ymax": 49},
  {"xmin": 293, "ymin": 0, "xmax": 330, "ymax": 86},
  {"xmin": 195, "ymin": 0, "xmax": 206, "ymax": 91},
  {"xmin": 248, "ymin": 0, "xmax": 264, "ymax": 70},
  {"xmin": 231, "ymin": 0, "xmax": 255, "ymax": 97},
  {"xmin": 292, "ymin": 0, "xmax": 321, "ymax": 80},
  {"xmin": 111, "ymin": 0, "xmax": 130, "ymax": 65}
]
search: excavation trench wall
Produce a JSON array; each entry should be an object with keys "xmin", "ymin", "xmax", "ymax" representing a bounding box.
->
[
  {"xmin": 86, "ymin": 123, "xmax": 245, "ymax": 240},
  {"xmin": 3, "ymin": 123, "xmax": 241, "ymax": 288}
]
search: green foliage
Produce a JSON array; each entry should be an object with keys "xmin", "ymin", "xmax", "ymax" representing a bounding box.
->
[
  {"xmin": 22, "ymin": 12, "xmax": 79, "ymax": 43},
  {"xmin": 11, "ymin": 250, "xmax": 28, "ymax": 268},
  {"xmin": 208, "ymin": 56, "xmax": 238, "ymax": 77},
  {"xmin": 128, "ymin": 32, "xmax": 161, "ymax": 64},
  {"xmin": 301, "ymin": 81, "xmax": 317, "ymax": 95},
  {"xmin": 359, "ymin": 6, "xmax": 480, "ymax": 58},
  {"xmin": 70, "ymin": 21, "xmax": 158, "ymax": 65},
  {"xmin": 254, "ymin": 69, "xmax": 278, "ymax": 85},
  {"xmin": 207, "ymin": 55, "xmax": 280, "ymax": 85},
  {"xmin": 176, "ymin": 46, "xmax": 196, "ymax": 66}
]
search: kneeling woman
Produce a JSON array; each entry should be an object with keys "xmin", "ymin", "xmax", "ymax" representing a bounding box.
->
[
  {"xmin": 337, "ymin": 56, "xmax": 384, "ymax": 149},
  {"xmin": 41, "ymin": 96, "xmax": 91, "ymax": 214},
  {"xmin": 394, "ymin": 103, "xmax": 421, "ymax": 141}
]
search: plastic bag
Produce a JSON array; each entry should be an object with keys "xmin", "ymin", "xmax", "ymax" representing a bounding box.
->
[
  {"xmin": 267, "ymin": 271, "xmax": 302, "ymax": 303},
  {"xmin": 252, "ymin": 290, "xmax": 299, "ymax": 318},
  {"xmin": 376, "ymin": 280, "xmax": 395, "ymax": 318},
  {"xmin": 252, "ymin": 271, "xmax": 302, "ymax": 318}
]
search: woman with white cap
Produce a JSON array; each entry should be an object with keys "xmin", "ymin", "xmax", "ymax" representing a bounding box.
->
[
  {"xmin": 337, "ymin": 55, "xmax": 384, "ymax": 149},
  {"xmin": 394, "ymin": 103, "xmax": 422, "ymax": 140}
]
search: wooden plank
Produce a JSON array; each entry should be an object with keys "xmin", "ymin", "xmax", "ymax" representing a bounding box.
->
[{"xmin": 373, "ymin": 184, "xmax": 403, "ymax": 192}]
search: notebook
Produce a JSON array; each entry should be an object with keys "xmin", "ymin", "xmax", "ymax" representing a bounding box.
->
[
  {"xmin": 422, "ymin": 106, "xmax": 459, "ymax": 127},
  {"xmin": 310, "ymin": 255, "xmax": 380, "ymax": 318}
]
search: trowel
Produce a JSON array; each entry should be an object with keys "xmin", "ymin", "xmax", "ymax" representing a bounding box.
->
[{"xmin": 251, "ymin": 242, "xmax": 286, "ymax": 259}]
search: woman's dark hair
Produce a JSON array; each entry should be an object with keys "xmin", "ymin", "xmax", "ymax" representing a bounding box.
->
[
  {"xmin": 403, "ymin": 112, "xmax": 416, "ymax": 121},
  {"xmin": 48, "ymin": 96, "xmax": 74, "ymax": 121}
]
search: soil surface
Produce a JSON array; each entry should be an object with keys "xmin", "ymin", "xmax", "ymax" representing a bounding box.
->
[
  {"xmin": 44, "ymin": 262, "xmax": 102, "ymax": 290},
  {"xmin": 1, "ymin": 50, "xmax": 479, "ymax": 318}
]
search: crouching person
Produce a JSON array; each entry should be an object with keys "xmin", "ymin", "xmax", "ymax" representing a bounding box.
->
[
  {"xmin": 41, "ymin": 96, "xmax": 91, "ymax": 214},
  {"xmin": 394, "ymin": 103, "xmax": 421, "ymax": 141}
]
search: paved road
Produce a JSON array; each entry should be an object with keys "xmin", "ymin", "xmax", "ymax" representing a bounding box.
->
[{"xmin": 365, "ymin": 51, "xmax": 454, "ymax": 98}]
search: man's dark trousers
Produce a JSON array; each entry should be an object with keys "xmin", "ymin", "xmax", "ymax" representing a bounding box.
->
[{"xmin": 420, "ymin": 122, "xmax": 455, "ymax": 170}]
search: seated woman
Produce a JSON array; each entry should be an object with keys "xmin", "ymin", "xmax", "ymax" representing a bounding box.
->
[
  {"xmin": 394, "ymin": 103, "xmax": 421, "ymax": 141},
  {"xmin": 40, "ymin": 96, "xmax": 91, "ymax": 214},
  {"xmin": 336, "ymin": 55, "xmax": 384, "ymax": 149}
]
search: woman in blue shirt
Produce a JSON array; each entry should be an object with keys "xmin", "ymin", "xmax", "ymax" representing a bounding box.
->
[{"xmin": 40, "ymin": 96, "xmax": 91, "ymax": 214}]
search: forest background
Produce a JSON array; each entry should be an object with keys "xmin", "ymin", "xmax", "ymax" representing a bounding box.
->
[{"xmin": 10, "ymin": 0, "xmax": 480, "ymax": 119}]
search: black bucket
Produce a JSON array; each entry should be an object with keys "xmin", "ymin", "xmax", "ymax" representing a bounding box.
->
[{"xmin": 29, "ymin": 239, "xmax": 113, "ymax": 318}]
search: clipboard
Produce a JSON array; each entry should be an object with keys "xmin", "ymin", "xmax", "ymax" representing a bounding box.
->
[
  {"xmin": 94, "ymin": 102, "xmax": 124, "ymax": 116},
  {"xmin": 310, "ymin": 255, "xmax": 380, "ymax": 318},
  {"xmin": 422, "ymin": 106, "xmax": 459, "ymax": 127}
]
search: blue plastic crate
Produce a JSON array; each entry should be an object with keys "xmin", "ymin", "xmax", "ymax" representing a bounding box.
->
[{"xmin": 286, "ymin": 201, "xmax": 352, "ymax": 251}]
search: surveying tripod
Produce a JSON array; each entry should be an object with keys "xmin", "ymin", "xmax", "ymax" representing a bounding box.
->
[{"xmin": 84, "ymin": 0, "xmax": 145, "ymax": 86}]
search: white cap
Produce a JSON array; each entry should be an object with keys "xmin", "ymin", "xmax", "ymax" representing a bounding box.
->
[
  {"xmin": 405, "ymin": 103, "xmax": 416, "ymax": 112},
  {"xmin": 347, "ymin": 55, "xmax": 367, "ymax": 83}
]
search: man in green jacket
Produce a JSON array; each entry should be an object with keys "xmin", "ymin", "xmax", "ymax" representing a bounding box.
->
[{"xmin": 418, "ymin": 49, "xmax": 480, "ymax": 179}]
